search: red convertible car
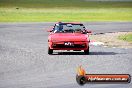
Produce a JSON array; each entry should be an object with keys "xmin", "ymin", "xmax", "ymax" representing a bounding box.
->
[{"xmin": 47, "ymin": 22, "xmax": 91, "ymax": 54}]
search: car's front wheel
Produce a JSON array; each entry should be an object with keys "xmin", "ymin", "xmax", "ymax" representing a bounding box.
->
[
  {"xmin": 48, "ymin": 47, "xmax": 53, "ymax": 54},
  {"xmin": 84, "ymin": 47, "xmax": 89, "ymax": 54}
]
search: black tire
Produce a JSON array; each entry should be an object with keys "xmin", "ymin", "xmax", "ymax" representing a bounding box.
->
[
  {"xmin": 48, "ymin": 47, "xmax": 53, "ymax": 54},
  {"xmin": 76, "ymin": 75, "xmax": 86, "ymax": 85},
  {"xmin": 84, "ymin": 47, "xmax": 89, "ymax": 54}
]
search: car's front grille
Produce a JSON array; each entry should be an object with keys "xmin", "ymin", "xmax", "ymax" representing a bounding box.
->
[{"xmin": 52, "ymin": 44, "xmax": 86, "ymax": 48}]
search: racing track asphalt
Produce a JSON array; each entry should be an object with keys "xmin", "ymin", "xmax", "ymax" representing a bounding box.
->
[{"xmin": 0, "ymin": 22, "xmax": 132, "ymax": 88}]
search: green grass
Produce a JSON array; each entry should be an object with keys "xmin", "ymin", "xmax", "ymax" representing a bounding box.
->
[
  {"xmin": 1, "ymin": 0, "xmax": 132, "ymax": 8},
  {"xmin": 0, "ymin": 0, "xmax": 132, "ymax": 22},
  {"xmin": 118, "ymin": 33, "xmax": 132, "ymax": 42}
]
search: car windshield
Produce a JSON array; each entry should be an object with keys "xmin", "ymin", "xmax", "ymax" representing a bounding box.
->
[{"xmin": 53, "ymin": 23, "xmax": 86, "ymax": 33}]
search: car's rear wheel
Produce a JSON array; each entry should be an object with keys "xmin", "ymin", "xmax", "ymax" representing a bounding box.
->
[
  {"xmin": 48, "ymin": 47, "xmax": 53, "ymax": 54},
  {"xmin": 84, "ymin": 47, "xmax": 89, "ymax": 54}
]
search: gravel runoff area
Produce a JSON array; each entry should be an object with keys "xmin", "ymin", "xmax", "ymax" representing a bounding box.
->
[
  {"xmin": 90, "ymin": 32, "xmax": 132, "ymax": 48},
  {"xmin": 0, "ymin": 22, "xmax": 132, "ymax": 88}
]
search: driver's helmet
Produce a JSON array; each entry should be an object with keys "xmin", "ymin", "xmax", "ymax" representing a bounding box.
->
[{"xmin": 56, "ymin": 24, "xmax": 59, "ymax": 27}]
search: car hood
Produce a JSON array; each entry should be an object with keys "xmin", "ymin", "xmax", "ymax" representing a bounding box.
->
[{"xmin": 50, "ymin": 33, "xmax": 88, "ymax": 42}]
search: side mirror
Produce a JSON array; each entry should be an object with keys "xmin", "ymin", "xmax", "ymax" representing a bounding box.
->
[
  {"xmin": 47, "ymin": 29, "xmax": 52, "ymax": 32},
  {"xmin": 85, "ymin": 30, "xmax": 92, "ymax": 35},
  {"xmin": 86, "ymin": 30, "xmax": 92, "ymax": 33}
]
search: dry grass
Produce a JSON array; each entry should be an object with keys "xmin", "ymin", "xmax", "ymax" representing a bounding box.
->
[{"xmin": 90, "ymin": 32, "xmax": 132, "ymax": 48}]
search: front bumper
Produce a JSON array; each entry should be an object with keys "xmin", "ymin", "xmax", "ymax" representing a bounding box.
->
[{"xmin": 49, "ymin": 41, "xmax": 89, "ymax": 50}]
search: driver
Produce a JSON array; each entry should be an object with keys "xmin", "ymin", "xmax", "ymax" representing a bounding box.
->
[{"xmin": 54, "ymin": 22, "xmax": 63, "ymax": 33}]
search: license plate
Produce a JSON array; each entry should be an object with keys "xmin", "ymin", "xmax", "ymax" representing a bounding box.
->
[{"xmin": 64, "ymin": 42, "xmax": 74, "ymax": 46}]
